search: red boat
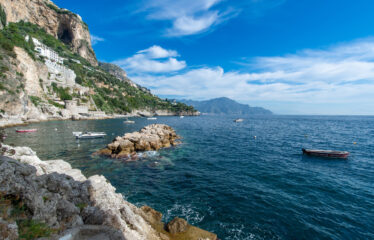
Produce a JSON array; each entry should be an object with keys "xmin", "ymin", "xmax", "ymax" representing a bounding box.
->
[
  {"xmin": 16, "ymin": 129, "xmax": 38, "ymax": 133},
  {"xmin": 302, "ymin": 148, "xmax": 349, "ymax": 159}
]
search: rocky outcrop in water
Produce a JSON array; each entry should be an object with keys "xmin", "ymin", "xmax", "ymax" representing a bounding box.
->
[
  {"xmin": 1, "ymin": 0, "xmax": 97, "ymax": 66},
  {"xmin": 98, "ymin": 124, "xmax": 181, "ymax": 159},
  {"xmin": 0, "ymin": 144, "xmax": 217, "ymax": 240}
]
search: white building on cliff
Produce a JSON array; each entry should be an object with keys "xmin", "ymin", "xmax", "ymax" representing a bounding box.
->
[{"xmin": 26, "ymin": 36, "xmax": 76, "ymax": 88}]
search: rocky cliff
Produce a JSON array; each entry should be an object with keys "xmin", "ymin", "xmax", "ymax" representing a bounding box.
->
[
  {"xmin": 0, "ymin": 0, "xmax": 97, "ymax": 66},
  {"xmin": 0, "ymin": 144, "xmax": 217, "ymax": 240}
]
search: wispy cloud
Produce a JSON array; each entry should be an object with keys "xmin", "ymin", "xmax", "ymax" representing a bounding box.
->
[
  {"xmin": 113, "ymin": 45, "xmax": 186, "ymax": 73},
  {"xmin": 139, "ymin": 0, "xmax": 237, "ymax": 36},
  {"xmin": 121, "ymin": 38, "xmax": 374, "ymax": 114},
  {"xmin": 90, "ymin": 34, "xmax": 105, "ymax": 45}
]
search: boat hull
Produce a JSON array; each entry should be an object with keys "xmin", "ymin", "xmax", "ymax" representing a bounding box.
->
[
  {"xmin": 302, "ymin": 149, "xmax": 349, "ymax": 159},
  {"xmin": 124, "ymin": 121, "xmax": 135, "ymax": 124},
  {"xmin": 76, "ymin": 135, "xmax": 105, "ymax": 139},
  {"xmin": 16, "ymin": 129, "xmax": 37, "ymax": 133}
]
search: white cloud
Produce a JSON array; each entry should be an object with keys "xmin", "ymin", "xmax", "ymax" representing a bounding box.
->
[
  {"xmin": 124, "ymin": 38, "xmax": 374, "ymax": 114},
  {"xmin": 140, "ymin": 0, "xmax": 235, "ymax": 36},
  {"xmin": 90, "ymin": 35, "xmax": 105, "ymax": 45},
  {"xmin": 113, "ymin": 45, "xmax": 186, "ymax": 73},
  {"xmin": 137, "ymin": 45, "xmax": 178, "ymax": 58},
  {"xmin": 168, "ymin": 12, "xmax": 219, "ymax": 36}
]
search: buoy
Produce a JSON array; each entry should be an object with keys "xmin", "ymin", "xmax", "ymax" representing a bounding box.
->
[
  {"xmin": 353, "ymin": 142, "xmax": 357, "ymax": 145},
  {"xmin": 254, "ymin": 136, "xmax": 257, "ymax": 139}
]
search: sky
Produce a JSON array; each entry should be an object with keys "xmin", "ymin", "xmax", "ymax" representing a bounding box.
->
[{"xmin": 54, "ymin": 0, "xmax": 374, "ymax": 115}]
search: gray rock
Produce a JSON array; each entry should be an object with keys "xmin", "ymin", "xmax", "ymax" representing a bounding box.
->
[
  {"xmin": 0, "ymin": 218, "xmax": 19, "ymax": 240},
  {"xmin": 0, "ymin": 145, "xmax": 217, "ymax": 240}
]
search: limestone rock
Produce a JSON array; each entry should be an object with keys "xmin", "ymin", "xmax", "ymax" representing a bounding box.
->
[
  {"xmin": 0, "ymin": 218, "xmax": 18, "ymax": 240},
  {"xmin": 1, "ymin": 0, "xmax": 97, "ymax": 66},
  {"xmin": 140, "ymin": 206, "xmax": 163, "ymax": 225},
  {"xmin": 97, "ymin": 124, "xmax": 181, "ymax": 159},
  {"xmin": 51, "ymin": 225, "xmax": 126, "ymax": 240},
  {"xmin": 166, "ymin": 217, "xmax": 188, "ymax": 234},
  {"xmin": 0, "ymin": 145, "xmax": 218, "ymax": 240}
]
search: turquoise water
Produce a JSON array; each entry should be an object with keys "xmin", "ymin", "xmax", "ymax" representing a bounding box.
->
[{"xmin": 3, "ymin": 115, "xmax": 374, "ymax": 239}]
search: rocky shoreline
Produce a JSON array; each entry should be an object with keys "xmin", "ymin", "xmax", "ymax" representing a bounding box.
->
[
  {"xmin": 0, "ymin": 144, "xmax": 217, "ymax": 240},
  {"xmin": 97, "ymin": 124, "xmax": 180, "ymax": 159},
  {"xmin": 0, "ymin": 110, "xmax": 200, "ymax": 129}
]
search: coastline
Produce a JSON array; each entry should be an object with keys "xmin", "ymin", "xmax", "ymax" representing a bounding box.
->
[
  {"xmin": 0, "ymin": 144, "xmax": 217, "ymax": 240},
  {"xmin": 0, "ymin": 110, "xmax": 200, "ymax": 129}
]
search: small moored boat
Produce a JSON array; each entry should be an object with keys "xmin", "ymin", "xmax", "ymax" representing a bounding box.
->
[
  {"xmin": 16, "ymin": 129, "xmax": 37, "ymax": 133},
  {"xmin": 124, "ymin": 118, "xmax": 135, "ymax": 124},
  {"xmin": 73, "ymin": 132, "xmax": 106, "ymax": 139},
  {"xmin": 302, "ymin": 148, "xmax": 349, "ymax": 159},
  {"xmin": 180, "ymin": 116, "xmax": 184, "ymax": 118},
  {"xmin": 147, "ymin": 117, "xmax": 157, "ymax": 120},
  {"xmin": 234, "ymin": 118, "xmax": 244, "ymax": 123}
]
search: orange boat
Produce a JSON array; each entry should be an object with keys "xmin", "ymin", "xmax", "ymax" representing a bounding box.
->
[{"xmin": 302, "ymin": 148, "xmax": 349, "ymax": 159}]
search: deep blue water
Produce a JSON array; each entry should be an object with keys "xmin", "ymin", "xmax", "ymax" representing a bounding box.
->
[{"xmin": 3, "ymin": 115, "xmax": 374, "ymax": 240}]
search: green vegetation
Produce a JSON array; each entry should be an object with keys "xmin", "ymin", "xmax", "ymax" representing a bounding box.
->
[
  {"xmin": 0, "ymin": 82, "xmax": 15, "ymax": 95},
  {"xmin": 67, "ymin": 59, "xmax": 196, "ymax": 114},
  {"xmin": 0, "ymin": 64, "xmax": 9, "ymax": 72},
  {"xmin": 0, "ymin": 21, "xmax": 38, "ymax": 59},
  {"xmin": 0, "ymin": 193, "xmax": 56, "ymax": 240},
  {"xmin": 29, "ymin": 96, "xmax": 42, "ymax": 106},
  {"xmin": 0, "ymin": 21, "xmax": 90, "ymax": 64},
  {"xmin": 76, "ymin": 203, "xmax": 87, "ymax": 212},
  {"xmin": 46, "ymin": 3, "xmax": 73, "ymax": 15},
  {"xmin": 48, "ymin": 99, "xmax": 64, "ymax": 109},
  {"xmin": 51, "ymin": 83, "xmax": 72, "ymax": 101},
  {"xmin": 0, "ymin": 5, "xmax": 6, "ymax": 27},
  {"xmin": 17, "ymin": 219, "xmax": 55, "ymax": 239}
]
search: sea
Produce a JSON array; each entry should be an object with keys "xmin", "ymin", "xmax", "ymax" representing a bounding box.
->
[{"xmin": 3, "ymin": 115, "xmax": 374, "ymax": 240}]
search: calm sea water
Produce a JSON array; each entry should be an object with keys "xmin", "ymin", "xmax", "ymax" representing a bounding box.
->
[{"xmin": 3, "ymin": 115, "xmax": 374, "ymax": 240}]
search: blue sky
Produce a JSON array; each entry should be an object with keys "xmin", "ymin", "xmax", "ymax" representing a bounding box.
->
[{"xmin": 54, "ymin": 0, "xmax": 374, "ymax": 114}]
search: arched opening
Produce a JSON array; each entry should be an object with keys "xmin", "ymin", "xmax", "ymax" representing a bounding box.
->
[{"xmin": 57, "ymin": 23, "xmax": 73, "ymax": 45}]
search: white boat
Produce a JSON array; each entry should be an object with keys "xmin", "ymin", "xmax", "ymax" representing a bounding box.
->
[
  {"xmin": 147, "ymin": 117, "xmax": 157, "ymax": 120},
  {"xmin": 124, "ymin": 118, "xmax": 135, "ymax": 124},
  {"xmin": 234, "ymin": 118, "xmax": 244, "ymax": 122},
  {"xmin": 73, "ymin": 132, "xmax": 106, "ymax": 139},
  {"xmin": 180, "ymin": 116, "xmax": 184, "ymax": 118}
]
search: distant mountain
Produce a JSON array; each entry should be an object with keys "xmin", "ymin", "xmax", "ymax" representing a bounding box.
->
[{"xmin": 180, "ymin": 97, "xmax": 272, "ymax": 115}]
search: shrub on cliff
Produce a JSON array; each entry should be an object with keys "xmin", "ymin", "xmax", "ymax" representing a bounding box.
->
[{"xmin": 0, "ymin": 5, "xmax": 6, "ymax": 27}]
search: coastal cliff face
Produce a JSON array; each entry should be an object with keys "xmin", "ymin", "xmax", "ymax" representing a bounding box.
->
[
  {"xmin": 0, "ymin": 0, "xmax": 98, "ymax": 66},
  {"xmin": 1, "ymin": 0, "xmax": 97, "ymax": 66},
  {"xmin": 0, "ymin": 145, "xmax": 217, "ymax": 240},
  {"xmin": 0, "ymin": 0, "xmax": 197, "ymax": 127}
]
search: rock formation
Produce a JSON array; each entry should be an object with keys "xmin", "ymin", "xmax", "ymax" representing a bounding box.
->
[
  {"xmin": 0, "ymin": 0, "xmax": 198, "ymax": 128},
  {"xmin": 98, "ymin": 124, "xmax": 180, "ymax": 159},
  {"xmin": 0, "ymin": 0, "xmax": 97, "ymax": 65},
  {"xmin": 0, "ymin": 144, "xmax": 217, "ymax": 240}
]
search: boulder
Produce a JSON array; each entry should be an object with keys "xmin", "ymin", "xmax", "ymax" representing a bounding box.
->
[
  {"xmin": 166, "ymin": 217, "xmax": 188, "ymax": 234},
  {"xmin": 140, "ymin": 206, "xmax": 163, "ymax": 225}
]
